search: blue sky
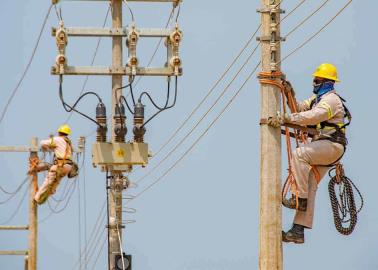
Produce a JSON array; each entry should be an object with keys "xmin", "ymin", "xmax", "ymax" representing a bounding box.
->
[{"xmin": 0, "ymin": 0, "xmax": 377, "ymax": 269}]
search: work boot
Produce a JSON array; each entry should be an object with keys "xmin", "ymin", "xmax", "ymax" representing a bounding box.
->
[
  {"xmin": 282, "ymin": 195, "xmax": 307, "ymax": 211},
  {"xmin": 282, "ymin": 224, "xmax": 305, "ymax": 244}
]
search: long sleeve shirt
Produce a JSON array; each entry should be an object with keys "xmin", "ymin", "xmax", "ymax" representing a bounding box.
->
[
  {"xmin": 291, "ymin": 90, "xmax": 345, "ymax": 130},
  {"xmin": 40, "ymin": 136, "xmax": 72, "ymax": 160}
]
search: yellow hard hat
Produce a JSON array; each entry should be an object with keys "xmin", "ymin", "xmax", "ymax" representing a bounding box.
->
[
  {"xmin": 312, "ymin": 63, "xmax": 340, "ymax": 82},
  {"xmin": 57, "ymin": 124, "xmax": 71, "ymax": 135}
]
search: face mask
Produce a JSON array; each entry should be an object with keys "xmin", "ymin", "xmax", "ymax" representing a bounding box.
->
[{"xmin": 313, "ymin": 80, "xmax": 335, "ymax": 97}]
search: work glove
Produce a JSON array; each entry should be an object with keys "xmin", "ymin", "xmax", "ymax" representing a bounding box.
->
[
  {"xmin": 267, "ymin": 111, "xmax": 292, "ymax": 128},
  {"xmin": 282, "ymin": 79, "xmax": 296, "ymax": 99}
]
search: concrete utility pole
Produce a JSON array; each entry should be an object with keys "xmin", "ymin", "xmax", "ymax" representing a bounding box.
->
[
  {"xmin": 0, "ymin": 138, "xmax": 39, "ymax": 270},
  {"xmin": 109, "ymin": 1, "xmax": 124, "ymax": 269},
  {"xmin": 258, "ymin": 0, "xmax": 283, "ymax": 269},
  {"xmin": 51, "ymin": 1, "xmax": 182, "ymax": 268},
  {"xmin": 28, "ymin": 138, "xmax": 39, "ymax": 270}
]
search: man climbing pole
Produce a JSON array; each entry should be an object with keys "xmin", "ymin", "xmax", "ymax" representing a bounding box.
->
[
  {"xmin": 33, "ymin": 124, "xmax": 78, "ymax": 204},
  {"xmin": 267, "ymin": 63, "xmax": 351, "ymax": 244}
]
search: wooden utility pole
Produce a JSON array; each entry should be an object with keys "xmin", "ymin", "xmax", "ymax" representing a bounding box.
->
[
  {"xmin": 109, "ymin": 1, "xmax": 124, "ymax": 269},
  {"xmin": 28, "ymin": 137, "xmax": 38, "ymax": 270},
  {"xmin": 258, "ymin": 0, "xmax": 283, "ymax": 269}
]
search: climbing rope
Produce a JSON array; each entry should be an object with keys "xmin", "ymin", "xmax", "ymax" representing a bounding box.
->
[
  {"xmin": 328, "ymin": 164, "xmax": 363, "ymax": 235},
  {"xmin": 258, "ymin": 71, "xmax": 321, "ymax": 209}
]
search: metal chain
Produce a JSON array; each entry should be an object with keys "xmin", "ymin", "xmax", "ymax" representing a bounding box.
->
[{"xmin": 328, "ymin": 166, "xmax": 363, "ymax": 235}]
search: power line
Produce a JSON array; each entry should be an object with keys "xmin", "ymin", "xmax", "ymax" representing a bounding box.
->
[
  {"xmin": 65, "ymin": 5, "xmax": 111, "ymax": 123},
  {"xmin": 0, "ymin": 4, "xmax": 53, "ymax": 125},
  {"xmin": 0, "ymin": 176, "xmax": 29, "ymax": 198},
  {"xmin": 280, "ymin": 0, "xmax": 306, "ymax": 23},
  {"xmin": 132, "ymin": 6, "xmax": 177, "ymax": 89},
  {"xmin": 284, "ymin": 0, "xmax": 330, "ymax": 38},
  {"xmin": 135, "ymin": 43, "xmax": 260, "ymax": 185},
  {"xmin": 0, "ymin": 182, "xmax": 29, "ymax": 225},
  {"xmin": 71, "ymin": 201, "xmax": 107, "ymax": 270},
  {"xmin": 126, "ymin": 0, "xmax": 354, "ymax": 204},
  {"xmin": 147, "ymin": 0, "xmax": 309, "ymax": 162},
  {"xmin": 281, "ymin": 0, "xmax": 354, "ymax": 63},
  {"xmin": 151, "ymin": 26, "xmax": 261, "ymax": 159},
  {"xmin": 127, "ymin": 62, "xmax": 261, "ymax": 204},
  {"xmin": 90, "ymin": 232, "xmax": 107, "ymax": 270}
]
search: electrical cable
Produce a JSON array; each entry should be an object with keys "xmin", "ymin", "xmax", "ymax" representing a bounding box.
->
[
  {"xmin": 142, "ymin": 77, "xmax": 178, "ymax": 128},
  {"xmin": 127, "ymin": 62, "xmax": 261, "ymax": 204},
  {"xmin": 0, "ymin": 176, "xmax": 29, "ymax": 197},
  {"xmin": 82, "ymin": 150, "xmax": 88, "ymax": 270},
  {"xmin": 90, "ymin": 232, "xmax": 107, "ymax": 270},
  {"xmin": 0, "ymin": 178, "xmax": 29, "ymax": 205},
  {"xmin": 280, "ymin": 0, "xmax": 306, "ymax": 23},
  {"xmin": 128, "ymin": 0, "xmax": 354, "ymax": 205},
  {"xmin": 284, "ymin": 0, "xmax": 330, "ymax": 38},
  {"xmin": 65, "ymin": 4, "xmax": 111, "ymax": 123},
  {"xmin": 129, "ymin": 83, "xmax": 136, "ymax": 106},
  {"xmin": 0, "ymin": 181, "xmax": 30, "ymax": 225},
  {"xmin": 70, "ymin": 200, "xmax": 106, "ymax": 270},
  {"xmin": 139, "ymin": 79, "xmax": 171, "ymax": 111},
  {"xmin": 0, "ymin": 4, "xmax": 53, "ymax": 126},
  {"xmin": 58, "ymin": 75, "xmax": 102, "ymax": 126},
  {"xmin": 149, "ymin": 26, "xmax": 261, "ymax": 159},
  {"xmin": 122, "ymin": 0, "xmax": 135, "ymax": 22},
  {"xmin": 280, "ymin": 0, "xmax": 354, "ymax": 64},
  {"xmin": 135, "ymin": 43, "xmax": 260, "ymax": 184},
  {"xmin": 132, "ymin": 6, "xmax": 176, "ymax": 89},
  {"xmin": 78, "ymin": 154, "xmax": 82, "ymax": 270},
  {"xmin": 115, "ymin": 76, "xmax": 136, "ymax": 115}
]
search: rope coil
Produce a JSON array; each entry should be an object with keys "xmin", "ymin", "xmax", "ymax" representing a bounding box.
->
[{"xmin": 328, "ymin": 165, "xmax": 363, "ymax": 235}]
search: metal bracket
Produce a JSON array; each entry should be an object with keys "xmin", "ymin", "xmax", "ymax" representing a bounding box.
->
[
  {"xmin": 51, "ymin": 65, "xmax": 182, "ymax": 76},
  {"xmin": 53, "ymin": 0, "xmax": 182, "ymax": 4},
  {"xmin": 256, "ymin": 7, "xmax": 285, "ymax": 14},
  {"xmin": 52, "ymin": 27, "xmax": 172, "ymax": 38},
  {"xmin": 256, "ymin": 36, "xmax": 286, "ymax": 42}
]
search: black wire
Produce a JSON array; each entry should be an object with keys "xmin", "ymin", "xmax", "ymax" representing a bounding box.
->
[
  {"xmin": 142, "ymin": 76, "xmax": 178, "ymax": 128},
  {"xmin": 115, "ymin": 76, "xmax": 135, "ymax": 104},
  {"xmin": 120, "ymin": 95, "xmax": 134, "ymax": 115},
  {"xmin": 59, "ymin": 76, "xmax": 101, "ymax": 126},
  {"xmin": 129, "ymin": 83, "xmax": 136, "ymax": 106},
  {"xmin": 115, "ymin": 76, "xmax": 136, "ymax": 115},
  {"xmin": 139, "ymin": 80, "xmax": 171, "ymax": 110}
]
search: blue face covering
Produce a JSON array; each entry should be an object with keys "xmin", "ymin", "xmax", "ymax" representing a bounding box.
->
[{"xmin": 313, "ymin": 81, "xmax": 334, "ymax": 102}]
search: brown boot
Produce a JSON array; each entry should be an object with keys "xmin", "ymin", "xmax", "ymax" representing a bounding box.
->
[
  {"xmin": 282, "ymin": 224, "xmax": 305, "ymax": 244},
  {"xmin": 282, "ymin": 195, "xmax": 307, "ymax": 211}
]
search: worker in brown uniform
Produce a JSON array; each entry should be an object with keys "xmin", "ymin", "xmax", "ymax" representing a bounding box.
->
[
  {"xmin": 33, "ymin": 124, "xmax": 78, "ymax": 204},
  {"xmin": 268, "ymin": 63, "xmax": 351, "ymax": 244}
]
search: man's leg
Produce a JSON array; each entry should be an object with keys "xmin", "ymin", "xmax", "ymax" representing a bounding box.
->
[
  {"xmin": 288, "ymin": 140, "xmax": 344, "ymax": 203},
  {"xmin": 34, "ymin": 164, "xmax": 71, "ymax": 204},
  {"xmin": 283, "ymin": 140, "xmax": 344, "ymax": 243},
  {"xmin": 293, "ymin": 166, "xmax": 328, "ymax": 228}
]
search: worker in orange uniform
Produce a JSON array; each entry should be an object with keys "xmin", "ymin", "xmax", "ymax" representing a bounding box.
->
[
  {"xmin": 34, "ymin": 124, "xmax": 78, "ymax": 204},
  {"xmin": 268, "ymin": 63, "xmax": 351, "ymax": 244}
]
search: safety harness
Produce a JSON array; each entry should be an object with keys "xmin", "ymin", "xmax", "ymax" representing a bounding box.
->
[{"xmin": 51, "ymin": 136, "xmax": 79, "ymax": 179}]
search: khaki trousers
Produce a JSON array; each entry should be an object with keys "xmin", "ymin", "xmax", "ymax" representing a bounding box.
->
[
  {"xmin": 34, "ymin": 164, "xmax": 72, "ymax": 205},
  {"xmin": 291, "ymin": 140, "xmax": 344, "ymax": 228}
]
